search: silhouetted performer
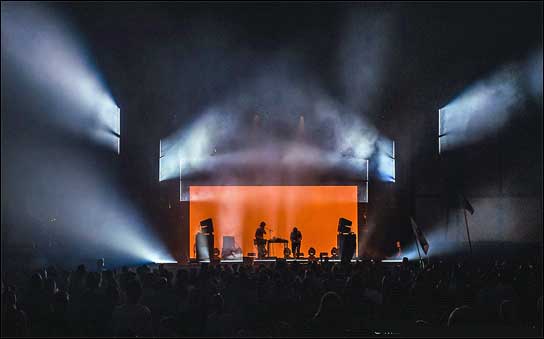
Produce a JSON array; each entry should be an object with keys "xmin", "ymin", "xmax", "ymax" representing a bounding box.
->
[
  {"xmin": 290, "ymin": 227, "xmax": 302, "ymax": 257},
  {"xmin": 255, "ymin": 221, "xmax": 267, "ymax": 258}
]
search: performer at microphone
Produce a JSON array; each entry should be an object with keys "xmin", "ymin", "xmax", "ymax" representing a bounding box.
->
[
  {"xmin": 255, "ymin": 221, "xmax": 267, "ymax": 258},
  {"xmin": 290, "ymin": 226, "xmax": 302, "ymax": 258}
]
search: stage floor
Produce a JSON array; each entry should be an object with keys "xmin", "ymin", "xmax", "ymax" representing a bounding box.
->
[{"xmin": 153, "ymin": 257, "xmax": 404, "ymax": 270}]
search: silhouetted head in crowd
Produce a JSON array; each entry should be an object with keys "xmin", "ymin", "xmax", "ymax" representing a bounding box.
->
[
  {"xmin": 30, "ymin": 273, "xmax": 43, "ymax": 290},
  {"xmin": 86, "ymin": 272, "xmax": 100, "ymax": 290},
  {"xmin": 159, "ymin": 316, "xmax": 178, "ymax": 337},
  {"xmin": 415, "ymin": 319, "xmax": 431, "ymax": 327},
  {"xmin": 53, "ymin": 291, "xmax": 69, "ymax": 312},
  {"xmin": 44, "ymin": 277, "xmax": 57, "ymax": 296},
  {"xmin": 4, "ymin": 290, "xmax": 17, "ymax": 309},
  {"xmin": 176, "ymin": 269, "xmax": 189, "ymax": 284},
  {"xmin": 156, "ymin": 276, "xmax": 168, "ymax": 290},
  {"xmin": 537, "ymin": 296, "xmax": 543, "ymax": 329},
  {"xmin": 137, "ymin": 265, "xmax": 150, "ymax": 278},
  {"xmin": 76, "ymin": 264, "xmax": 86, "ymax": 274},
  {"xmin": 499, "ymin": 300, "xmax": 518, "ymax": 325},
  {"xmin": 211, "ymin": 293, "xmax": 224, "ymax": 315},
  {"xmin": 448, "ymin": 305, "xmax": 476, "ymax": 328},
  {"xmin": 46, "ymin": 265, "xmax": 57, "ymax": 279},
  {"xmin": 347, "ymin": 272, "xmax": 363, "ymax": 289},
  {"xmin": 314, "ymin": 291, "xmax": 343, "ymax": 319},
  {"xmin": 125, "ymin": 279, "xmax": 143, "ymax": 304},
  {"xmin": 142, "ymin": 272, "xmax": 155, "ymax": 289},
  {"xmin": 102, "ymin": 270, "xmax": 115, "ymax": 284}
]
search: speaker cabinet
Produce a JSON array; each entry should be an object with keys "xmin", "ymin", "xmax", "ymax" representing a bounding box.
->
[
  {"xmin": 338, "ymin": 233, "xmax": 356, "ymax": 263},
  {"xmin": 200, "ymin": 218, "xmax": 214, "ymax": 234},
  {"xmin": 338, "ymin": 217, "xmax": 353, "ymax": 234},
  {"xmin": 196, "ymin": 233, "xmax": 214, "ymax": 260}
]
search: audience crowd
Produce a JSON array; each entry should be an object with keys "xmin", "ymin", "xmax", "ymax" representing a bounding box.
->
[{"xmin": 1, "ymin": 256, "xmax": 542, "ymax": 337}]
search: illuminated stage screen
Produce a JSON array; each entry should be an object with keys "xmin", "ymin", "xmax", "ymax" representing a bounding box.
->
[{"xmin": 189, "ymin": 186, "xmax": 358, "ymax": 258}]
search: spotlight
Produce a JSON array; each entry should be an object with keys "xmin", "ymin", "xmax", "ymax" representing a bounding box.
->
[
  {"xmin": 437, "ymin": 52, "xmax": 541, "ymax": 154},
  {"xmin": 331, "ymin": 247, "xmax": 338, "ymax": 258},
  {"xmin": 1, "ymin": 3, "xmax": 121, "ymax": 153},
  {"xmin": 375, "ymin": 137, "xmax": 395, "ymax": 182},
  {"xmin": 308, "ymin": 247, "xmax": 316, "ymax": 258}
]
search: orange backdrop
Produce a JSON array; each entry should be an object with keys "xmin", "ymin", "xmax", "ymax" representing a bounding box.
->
[{"xmin": 189, "ymin": 186, "xmax": 358, "ymax": 258}]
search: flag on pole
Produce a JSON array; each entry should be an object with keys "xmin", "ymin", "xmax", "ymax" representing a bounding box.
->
[
  {"xmin": 410, "ymin": 217, "xmax": 429, "ymax": 255},
  {"xmin": 445, "ymin": 187, "xmax": 474, "ymax": 214},
  {"xmin": 460, "ymin": 193, "xmax": 474, "ymax": 215}
]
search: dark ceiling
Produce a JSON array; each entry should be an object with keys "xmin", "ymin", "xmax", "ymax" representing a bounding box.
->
[{"xmin": 55, "ymin": 2, "xmax": 542, "ymax": 132}]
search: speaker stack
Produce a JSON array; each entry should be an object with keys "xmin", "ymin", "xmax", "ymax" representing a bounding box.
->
[
  {"xmin": 196, "ymin": 218, "xmax": 214, "ymax": 261},
  {"xmin": 337, "ymin": 217, "xmax": 356, "ymax": 263}
]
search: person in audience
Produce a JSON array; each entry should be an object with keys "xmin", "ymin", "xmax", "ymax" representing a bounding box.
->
[
  {"xmin": 112, "ymin": 278, "xmax": 152, "ymax": 337},
  {"xmin": 307, "ymin": 291, "xmax": 345, "ymax": 337},
  {"xmin": 204, "ymin": 292, "xmax": 234, "ymax": 337},
  {"xmin": 1, "ymin": 290, "xmax": 29, "ymax": 337},
  {"xmin": 20, "ymin": 272, "xmax": 49, "ymax": 336},
  {"xmin": 447, "ymin": 305, "xmax": 475, "ymax": 328},
  {"xmin": 49, "ymin": 290, "xmax": 71, "ymax": 337}
]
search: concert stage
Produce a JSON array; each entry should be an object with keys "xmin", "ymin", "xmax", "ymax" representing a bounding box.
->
[
  {"xmin": 149, "ymin": 257, "xmax": 403, "ymax": 273},
  {"xmin": 173, "ymin": 185, "xmax": 368, "ymax": 263},
  {"xmin": 187, "ymin": 185, "xmax": 361, "ymax": 257}
]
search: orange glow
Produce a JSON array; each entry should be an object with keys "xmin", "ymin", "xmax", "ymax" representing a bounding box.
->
[{"xmin": 189, "ymin": 186, "xmax": 357, "ymax": 258}]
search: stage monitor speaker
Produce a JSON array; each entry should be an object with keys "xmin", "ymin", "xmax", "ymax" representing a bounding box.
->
[
  {"xmin": 338, "ymin": 217, "xmax": 353, "ymax": 234},
  {"xmin": 200, "ymin": 218, "xmax": 214, "ymax": 234},
  {"xmin": 338, "ymin": 233, "xmax": 356, "ymax": 263},
  {"xmin": 196, "ymin": 232, "xmax": 214, "ymax": 260},
  {"xmin": 221, "ymin": 236, "xmax": 235, "ymax": 258},
  {"xmin": 223, "ymin": 236, "xmax": 235, "ymax": 250}
]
